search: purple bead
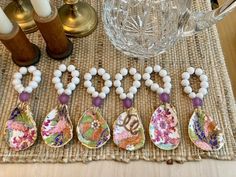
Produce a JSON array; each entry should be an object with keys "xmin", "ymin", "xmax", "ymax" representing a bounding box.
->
[
  {"xmin": 92, "ymin": 96, "xmax": 104, "ymax": 107},
  {"xmin": 160, "ymin": 93, "xmax": 170, "ymax": 103},
  {"xmin": 192, "ymin": 97, "xmax": 203, "ymax": 108},
  {"xmin": 19, "ymin": 92, "xmax": 30, "ymax": 102},
  {"xmin": 123, "ymin": 98, "xmax": 133, "ymax": 109},
  {"xmin": 58, "ymin": 93, "xmax": 70, "ymax": 105}
]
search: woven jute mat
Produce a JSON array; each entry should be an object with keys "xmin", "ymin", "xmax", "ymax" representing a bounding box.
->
[{"xmin": 0, "ymin": 0, "xmax": 236, "ymax": 163}]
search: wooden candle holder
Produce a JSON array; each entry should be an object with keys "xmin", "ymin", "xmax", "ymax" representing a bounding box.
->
[
  {"xmin": 0, "ymin": 22, "xmax": 41, "ymax": 66},
  {"xmin": 33, "ymin": 6, "xmax": 73, "ymax": 60}
]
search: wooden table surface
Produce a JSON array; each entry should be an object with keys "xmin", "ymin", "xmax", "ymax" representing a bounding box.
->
[{"xmin": 1, "ymin": 1, "xmax": 236, "ymax": 177}]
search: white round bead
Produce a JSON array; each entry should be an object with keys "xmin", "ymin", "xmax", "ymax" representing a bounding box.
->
[
  {"xmin": 187, "ymin": 67, "xmax": 195, "ymax": 75},
  {"xmin": 189, "ymin": 92, "xmax": 196, "ymax": 99},
  {"xmin": 157, "ymin": 87, "xmax": 164, "ymax": 94},
  {"xmin": 181, "ymin": 79, "xmax": 190, "ymax": 86},
  {"xmin": 33, "ymin": 70, "xmax": 41, "ymax": 76},
  {"xmin": 102, "ymin": 73, "xmax": 111, "ymax": 80},
  {"xmin": 59, "ymin": 64, "xmax": 67, "ymax": 72},
  {"xmin": 116, "ymin": 87, "xmax": 124, "ymax": 94},
  {"xmin": 114, "ymin": 80, "xmax": 121, "ymax": 87},
  {"xmin": 163, "ymin": 76, "xmax": 171, "ymax": 83},
  {"xmin": 164, "ymin": 82, "xmax": 172, "ymax": 89},
  {"xmin": 105, "ymin": 80, "xmax": 112, "ymax": 87},
  {"xmin": 129, "ymin": 86, "xmax": 137, "ymax": 94},
  {"xmin": 98, "ymin": 68, "xmax": 105, "ymax": 76},
  {"xmin": 71, "ymin": 70, "xmax": 80, "ymax": 77},
  {"xmin": 28, "ymin": 66, "xmax": 36, "ymax": 73},
  {"xmin": 54, "ymin": 70, "xmax": 62, "ymax": 77},
  {"xmin": 145, "ymin": 66, "xmax": 153, "ymax": 74},
  {"xmin": 84, "ymin": 80, "xmax": 92, "ymax": 88},
  {"xmin": 89, "ymin": 68, "xmax": 97, "ymax": 75},
  {"xmin": 12, "ymin": 79, "xmax": 21, "ymax": 86},
  {"xmin": 14, "ymin": 72, "xmax": 22, "ymax": 79},
  {"xmin": 16, "ymin": 86, "xmax": 24, "ymax": 93},
  {"xmin": 195, "ymin": 68, "xmax": 203, "ymax": 76},
  {"xmin": 182, "ymin": 72, "xmax": 190, "ymax": 79},
  {"xmin": 199, "ymin": 88, "xmax": 208, "ymax": 95},
  {"xmin": 87, "ymin": 87, "xmax": 95, "ymax": 94},
  {"xmin": 57, "ymin": 88, "xmax": 64, "ymax": 95},
  {"xmin": 72, "ymin": 77, "xmax": 80, "ymax": 85},
  {"xmin": 99, "ymin": 92, "xmax": 106, "ymax": 99},
  {"xmin": 102, "ymin": 86, "xmax": 110, "ymax": 94},
  {"xmin": 200, "ymin": 81, "xmax": 209, "ymax": 88},
  {"xmin": 127, "ymin": 93, "xmax": 134, "ymax": 99},
  {"xmin": 159, "ymin": 69, "xmax": 167, "ymax": 77},
  {"xmin": 151, "ymin": 83, "xmax": 159, "ymax": 91},
  {"xmin": 133, "ymin": 73, "xmax": 141, "ymax": 80},
  {"xmin": 14, "ymin": 84, "xmax": 23, "ymax": 91},
  {"xmin": 67, "ymin": 65, "xmax": 76, "ymax": 72},
  {"xmin": 119, "ymin": 93, "xmax": 127, "ymax": 100},
  {"xmin": 65, "ymin": 89, "xmax": 72, "ymax": 96},
  {"xmin": 120, "ymin": 68, "xmax": 128, "ymax": 76},
  {"xmin": 92, "ymin": 91, "xmax": 99, "ymax": 98},
  {"xmin": 55, "ymin": 83, "xmax": 63, "ymax": 90},
  {"xmin": 145, "ymin": 79, "xmax": 153, "ymax": 87},
  {"xmin": 68, "ymin": 83, "xmax": 76, "ymax": 91},
  {"xmin": 33, "ymin": 76, "xmax": 41, "ymax": 83},
  {"xmin": 184, "ymin": 86, "xmax": 192, "ymax": 94},
  {"xmin": 84, "ymin": 73, "xmax": 92, "ymax": 80},
  {"xmin": 143, "ymin": 73, "xmax": 151, "ymax": 80},
  {"xmin": 163, "ymin": 88, "xmax": 171, "ymax": 94},
  {"xmin": 154, "ymin": 65, "xmax": 161, "ymax": 72},
  {"xmin": 196, "ymin": 93, "xmax": 204, "ymax": 99},
  {"xmin": 115, "ymin": 73, "xmax": 123, "ymax": 80},
  {"xmin": 52, "ymin": 77, "xmax": 60, "ymax": 84},
  {"xmin": 19, "ymin": 67, "xmax": 27, "ymax": 75},
  {"xmin": 133, "ymin": 80, "xmax": 141, "ymax": 88},
  {"xmin": 129, "ymin": 68, "xmax": 137, "ymax": 75},
  {"xmin": 29, "ymin": 81, "xmax": 38, "ymax": 89},
  {"xmin": 25, "ymin": 86, "xmax": 33, "ymax": 93},
  {"xmin": 200, "ymin": 75, "xmax": 208, "ymax": 81}
]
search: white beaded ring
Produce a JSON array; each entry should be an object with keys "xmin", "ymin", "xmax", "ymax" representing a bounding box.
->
[
  {"xmin": 143, "ymin": 65, "xmax": 172, "ymax": 103},
  {"xmin": 181, "ymin": 67, "xmax": 208, "ymax": 107},
  {"xmin": 12, "ymin": 66, "xmax": 41, "ymax": 102},
  {"xmin": 84, "ymin": 67, "xmax": 112, "ymax": 107},
  {"xmin": 52, "ymin": 64, "xmax": 80, "ymax": 104},
  {"xmin": 114, "ymin": 67, "xmax": 141, "ymax": 108}
]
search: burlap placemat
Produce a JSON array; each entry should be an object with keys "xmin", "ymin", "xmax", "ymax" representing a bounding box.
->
[{"xmin": 0, "ymin": 0, "xmax": 236, "ymax": 163}]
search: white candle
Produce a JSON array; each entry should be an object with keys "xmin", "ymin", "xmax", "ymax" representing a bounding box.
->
[
  {"xmin": 0, "ymin": 7, "xmax": 13, "ymax": 34},
  {"xmin": 30, "ymin": 0, "xmax": 52, "ymax": 18}
]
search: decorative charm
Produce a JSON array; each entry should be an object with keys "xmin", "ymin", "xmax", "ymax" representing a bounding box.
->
[
  {"xmin": 76, "ymin": 68, "xmax": 112, "ymax": 149},
  {"xmin": 181, "ymin": 67, "xmax": 224, "ymax": 151},
  {"xmin": 41, "ymin": 64, "xmax": 80, "ymax": 147},
  {"xmin": 113, "ymin": 68, "xmax": 145, "ymax": 151},
  {"xmin": 5, "ymin": 66, "xmax": 41, "ymax": 151},
  {"xmin": 143, "ymin": 65, "xmax": 180, "ymax": 150}
]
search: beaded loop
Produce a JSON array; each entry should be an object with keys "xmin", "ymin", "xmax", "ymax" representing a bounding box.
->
[
  {"xmin": 84, "ymin": 68, "xmax": 112, "ymax": 107},
  {"xmin": 143, "ymin": 65, "xmax": 172, "ymax": 103},
  {"xmin": 12, "ymin": 66, "xmax": 42, "ymax": 102},
  {"xmin": 52, "ymin": 64, "xmax": 80, "ymax": 104},
  {"xmin": 181, "ymin": 67, "xmax": 209, "ymax": 107},
  {"xmin": 114, "ymin": 68, "xmax": 141, "ymax": 108}
]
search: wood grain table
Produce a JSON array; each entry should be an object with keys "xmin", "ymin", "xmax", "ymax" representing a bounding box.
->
[{"xmin": 1, "ymin": 1, "xmax": 236, "ymax": 177}]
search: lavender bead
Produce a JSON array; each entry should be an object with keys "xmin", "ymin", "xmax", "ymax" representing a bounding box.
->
[
  {"xmin": 92, "ymin": 96, "xmax": 104, "ymax": 107},
  {"xmin": 123, "ymin": 98, "xmax": 133, "ymax": 109},
  {"xmin": 58, "ymin": 93, "xmax": 70, "ymax": 105},
  {"xmin": 19, "ymin": 92, "xmax": 30, "ymax": 102},
  {"xmin": 192, "ymin": 97, "xmax": 203, "ymax": 108},
  {"xmin": 160, "ymin": 93, "xmax": 170, "ymax": 103}
]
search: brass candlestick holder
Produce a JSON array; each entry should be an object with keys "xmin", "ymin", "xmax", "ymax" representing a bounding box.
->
[
  {"xmin": 4, "ymin": 0, "xmax": 37, "ymax": 34},
  {"xmin": 58, "ymin": 0, "xmax": 98, "ymax": 37}
]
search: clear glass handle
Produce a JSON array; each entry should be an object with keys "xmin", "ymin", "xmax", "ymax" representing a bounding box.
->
[{"xmin": 182, "ymin": 0, "xmax": 236, "ymax": 37}]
